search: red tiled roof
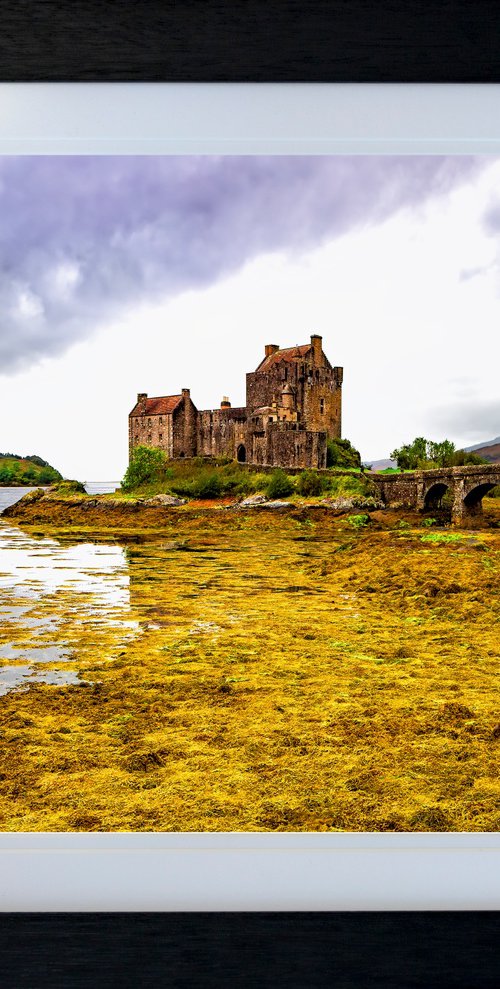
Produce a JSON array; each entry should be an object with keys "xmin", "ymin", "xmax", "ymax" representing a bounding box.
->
[
  {"xmin": 130, "ymin": 395, "xmax": 183, "ymax": 417},
  {"xmin": 258, "ymin": 344, "xmax": 310, "ymax": 370}
]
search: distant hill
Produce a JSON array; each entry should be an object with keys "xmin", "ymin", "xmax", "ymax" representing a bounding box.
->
[
  {"xmin": 464, "ymin": 438, "xmax": 500, "ymax": 464},
  {"xmin": 364, "ymin": 458, "xmax": 397, "ymax": 471},
  {"xmin": 0, "ymin": 453, "xmax": 62, "ymax": 486}
]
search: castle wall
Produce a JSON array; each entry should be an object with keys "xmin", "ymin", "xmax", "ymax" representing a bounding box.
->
[
  {"xmin": 246, "ymin": 362, "xmax": 300, "ymax": 414},
  {"xmin": 302, "ymin": 365, "xmax": 343, "ymax": 437},
  {"xmin": 172, "ymin": 394, "xmax": 198, "ymax": 458},
  {"xmin": 250, "ymin": 424, "xmax": 327, "ymax": 469},
  {"xmin": 246, "ymin": 357, "xmax": 342, "ymax": 440},
  {"xmin": 197, "ymin": 408, "xmax": 247, "ymax": 459},
  {"xmin": 129, "ymin": 410, "xmax": 175, "ymax": 458}
]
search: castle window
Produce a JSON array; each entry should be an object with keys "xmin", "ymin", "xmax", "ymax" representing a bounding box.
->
[
  {"xmin": 283, "ymin": 367, "xmax": 288, "ymax": 381},
  {"xmin": 159, "ymin": 433, "xmax": 163, "ymax": 440},
  {"xmin": 159, "ymin": 416, "xmax": 163, "ymax": 424},
  {"xmin": 148, "ymin": 434, "xmax": 152, "ymax": 442},
  {"xmin": 319, "ymin": 398, "xmax": 325, "ymax": 414},
  {"xmin": 148, "ymin": 418, "xmax": 151, "ymax": 425}
]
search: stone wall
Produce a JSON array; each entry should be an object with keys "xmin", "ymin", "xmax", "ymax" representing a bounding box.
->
[
  {"xmin": 197, "ymin": 408, "xmax": 247, "ymax": 459},
  {"xmin": 172, "ymin": 392, "xmax": 198, "ymax": 458},
  {"xmin": 302, "ymin": 365, "xmax": 343, "ymax": 436},
  {"xmin": 370, "ymin": 473, "xmax": 419, "ymax": 506},
  {"xmin": 129, "ymin": 409, "xmax": 175, "ymax": 458},
  {"xmin": 246, "ymin": 359, "xmax": 342, "ymax": 440},
  {"xmin": 249, "ymin": 424, "xmax": 327, "ymax": 469}
]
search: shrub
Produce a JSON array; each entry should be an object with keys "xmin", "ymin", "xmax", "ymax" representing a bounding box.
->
[
  {"xmin": 121, "ymin": 445, "xmax": 167, "ymax": 491},
  {"xmin": 266, "ymin": 469, "xmax": 294, "ymax": 499},
  {"xmin": 54, "ymin": 479, "xmax": 87, "ymax": 495},
  {"xmin": 326, "ymin": 438, "xmax": 362, "ymax": 469},
  {"xmin": 296, "ymin": 469, "xmax": 324, "ymax": 497},
  {"xmin": 190, "ymin": 473, "xmax": 222, "ymax": 499}
]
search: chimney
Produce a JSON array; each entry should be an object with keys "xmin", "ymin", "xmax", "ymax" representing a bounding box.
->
[
  {"xmin": 221, "ymin": 396, "xmax": 231, "ymax": 409},
  {"xmin": 181, "ymin": 388, "xmax": 190, "ymax": 399},
  {"xmin": 310, "ymin": 334, "xmax": 322, "ymax": 365},
  {"xmin": 137, "ymin": 392, "xmax": 147, "ymax": 411},
  {"xmin": 265, "ymin": 344, "xmax": 279, "ymax": 358}
]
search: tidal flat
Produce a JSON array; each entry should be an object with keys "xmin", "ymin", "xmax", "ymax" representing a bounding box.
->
[{"xmin": 0, "ymin": 501, "xmax": 499, "ymax": 832}]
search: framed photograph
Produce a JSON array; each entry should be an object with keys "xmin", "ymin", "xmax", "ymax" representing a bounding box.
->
[{"xmin": 1, "ymin": 3, "xmax": 500, "ymax": 986}]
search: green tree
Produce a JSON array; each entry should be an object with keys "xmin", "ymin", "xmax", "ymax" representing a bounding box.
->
[
  {"xmin": 391, "ymin": 437, "xmax": 489, "ymax": 470},
  {"xmin": 121, "ymin": 445, "xmax": 167, "ymax": 491},
  {"xmin": 427, "ymin": 439, "xmax": 456, "ymax": 467},
  {"xmin": 390, "ymin": 436, "xmax": 428, "ymax": 470}
]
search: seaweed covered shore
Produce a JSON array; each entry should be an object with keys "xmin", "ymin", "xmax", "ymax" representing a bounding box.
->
[{"xmin": 0, "ymin": 497, "xmax": 499, "ymax": 832}]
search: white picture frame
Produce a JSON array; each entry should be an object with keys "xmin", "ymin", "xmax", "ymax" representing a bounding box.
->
[{"xmin": 1, "ymin": 82, "xmax": 499, "ymax": 912}]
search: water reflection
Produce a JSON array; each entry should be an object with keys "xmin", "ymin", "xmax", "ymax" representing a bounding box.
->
[{"xmin": 0, "ymin": 521, "xmax": 137, "ymax": 695}]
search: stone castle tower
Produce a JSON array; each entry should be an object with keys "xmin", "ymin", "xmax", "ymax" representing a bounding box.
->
[{"xmin": 129, "ymin": 334, "xmax": 343, "ymax": 469}]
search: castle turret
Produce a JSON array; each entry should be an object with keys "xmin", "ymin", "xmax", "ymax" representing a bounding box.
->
[
  {"xmin": 221, "ymin": 396, "xmax": 231, "ymax": 409},
  {"xmin": 281, "ymin": 383, "xmax": 295, "ymax": 410}
]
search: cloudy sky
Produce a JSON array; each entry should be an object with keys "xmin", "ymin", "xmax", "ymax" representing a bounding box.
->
[{"xmin": 0, "ymin": 155, "xmax": 499, "ymax": 480}]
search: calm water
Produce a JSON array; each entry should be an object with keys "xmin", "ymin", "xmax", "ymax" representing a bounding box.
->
[{"xmin": 0, "ymin": 482, "xmax": 127, "ymax": 695}]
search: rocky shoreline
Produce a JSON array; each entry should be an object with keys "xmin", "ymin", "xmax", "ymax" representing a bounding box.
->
[{"xmin": 2, "ymin": 487, "xmax": 385, "ymax": 529}]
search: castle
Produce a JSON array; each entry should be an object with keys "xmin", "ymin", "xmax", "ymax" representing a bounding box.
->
[{"xmin": 129, "ymin": 335, "xmax": 343, "ymax": 470}]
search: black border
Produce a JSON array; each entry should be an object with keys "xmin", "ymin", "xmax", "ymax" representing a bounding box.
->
[
  {"xmin": 1, "ymin": 912, "xmax": 499, "ymax": 987},
  {"xmin": 2, "ymin": 0, "xmax": 500, "ymax": 82}
]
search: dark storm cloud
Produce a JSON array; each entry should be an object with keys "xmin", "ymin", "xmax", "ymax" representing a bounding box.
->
[
  {"xmin": 427, "ymin": 398, "xmax": 500, "ymax": 440},
  {"xmin": 0, "ymin": 156, "xmax": 484, "ymax": 373}
]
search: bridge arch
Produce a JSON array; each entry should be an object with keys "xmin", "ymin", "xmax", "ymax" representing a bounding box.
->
[
  {"xmin": 423, "ymin": 481, "xmax": 451, "ymax": 510},
  {"xmin": 463, "ymin": 481, "xmax": 498, "ymax": 513}
]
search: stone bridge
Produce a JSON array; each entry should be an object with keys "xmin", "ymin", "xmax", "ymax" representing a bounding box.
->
[{"xmin": 371, "ymin": 464, "xmax": 500, "ymax": 524}]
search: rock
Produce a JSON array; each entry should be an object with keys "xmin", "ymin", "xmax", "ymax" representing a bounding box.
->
[
  {"xmin": 319, "ymin": 496, "xmax": 384, "ymax": 511},
  {"xmin": 145, "ymin": 494, "xmax": 187, "ymax": 506},
  {"xmin": 18, "ymin": 488, "xmax": 45, "ymax": 503},
  {"xmin": 238, "ymin": 494, "xmax": 269, "ymax": 507},
  {"xmin": 261, "ymin": 500, "xmax": 293, "ymax": 510}
]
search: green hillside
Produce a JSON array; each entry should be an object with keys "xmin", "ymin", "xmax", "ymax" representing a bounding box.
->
[{"xmin": 0, "ymin": 453, "xmax": 62, "ymax": 486}]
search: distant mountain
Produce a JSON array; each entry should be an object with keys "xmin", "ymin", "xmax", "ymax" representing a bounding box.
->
[
  {"xmin": 464, "ymin": 436, "xmax": 500, "ymax": 451},
  {"xmin": 464, "ymin": 438, "xmax": 500, "ymax": 464},
  {"xmin": 364, "ymin": 458, "xmax": 396, "ymax": 471}
]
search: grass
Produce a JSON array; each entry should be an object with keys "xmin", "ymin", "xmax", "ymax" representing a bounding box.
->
[
  {"xmin": 116, "ymin": 458, "xmax": 375, "ymax": 503},
  {"xmin": 0, "ymin": 497, "xmax": 499, "ymax": 831}
]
